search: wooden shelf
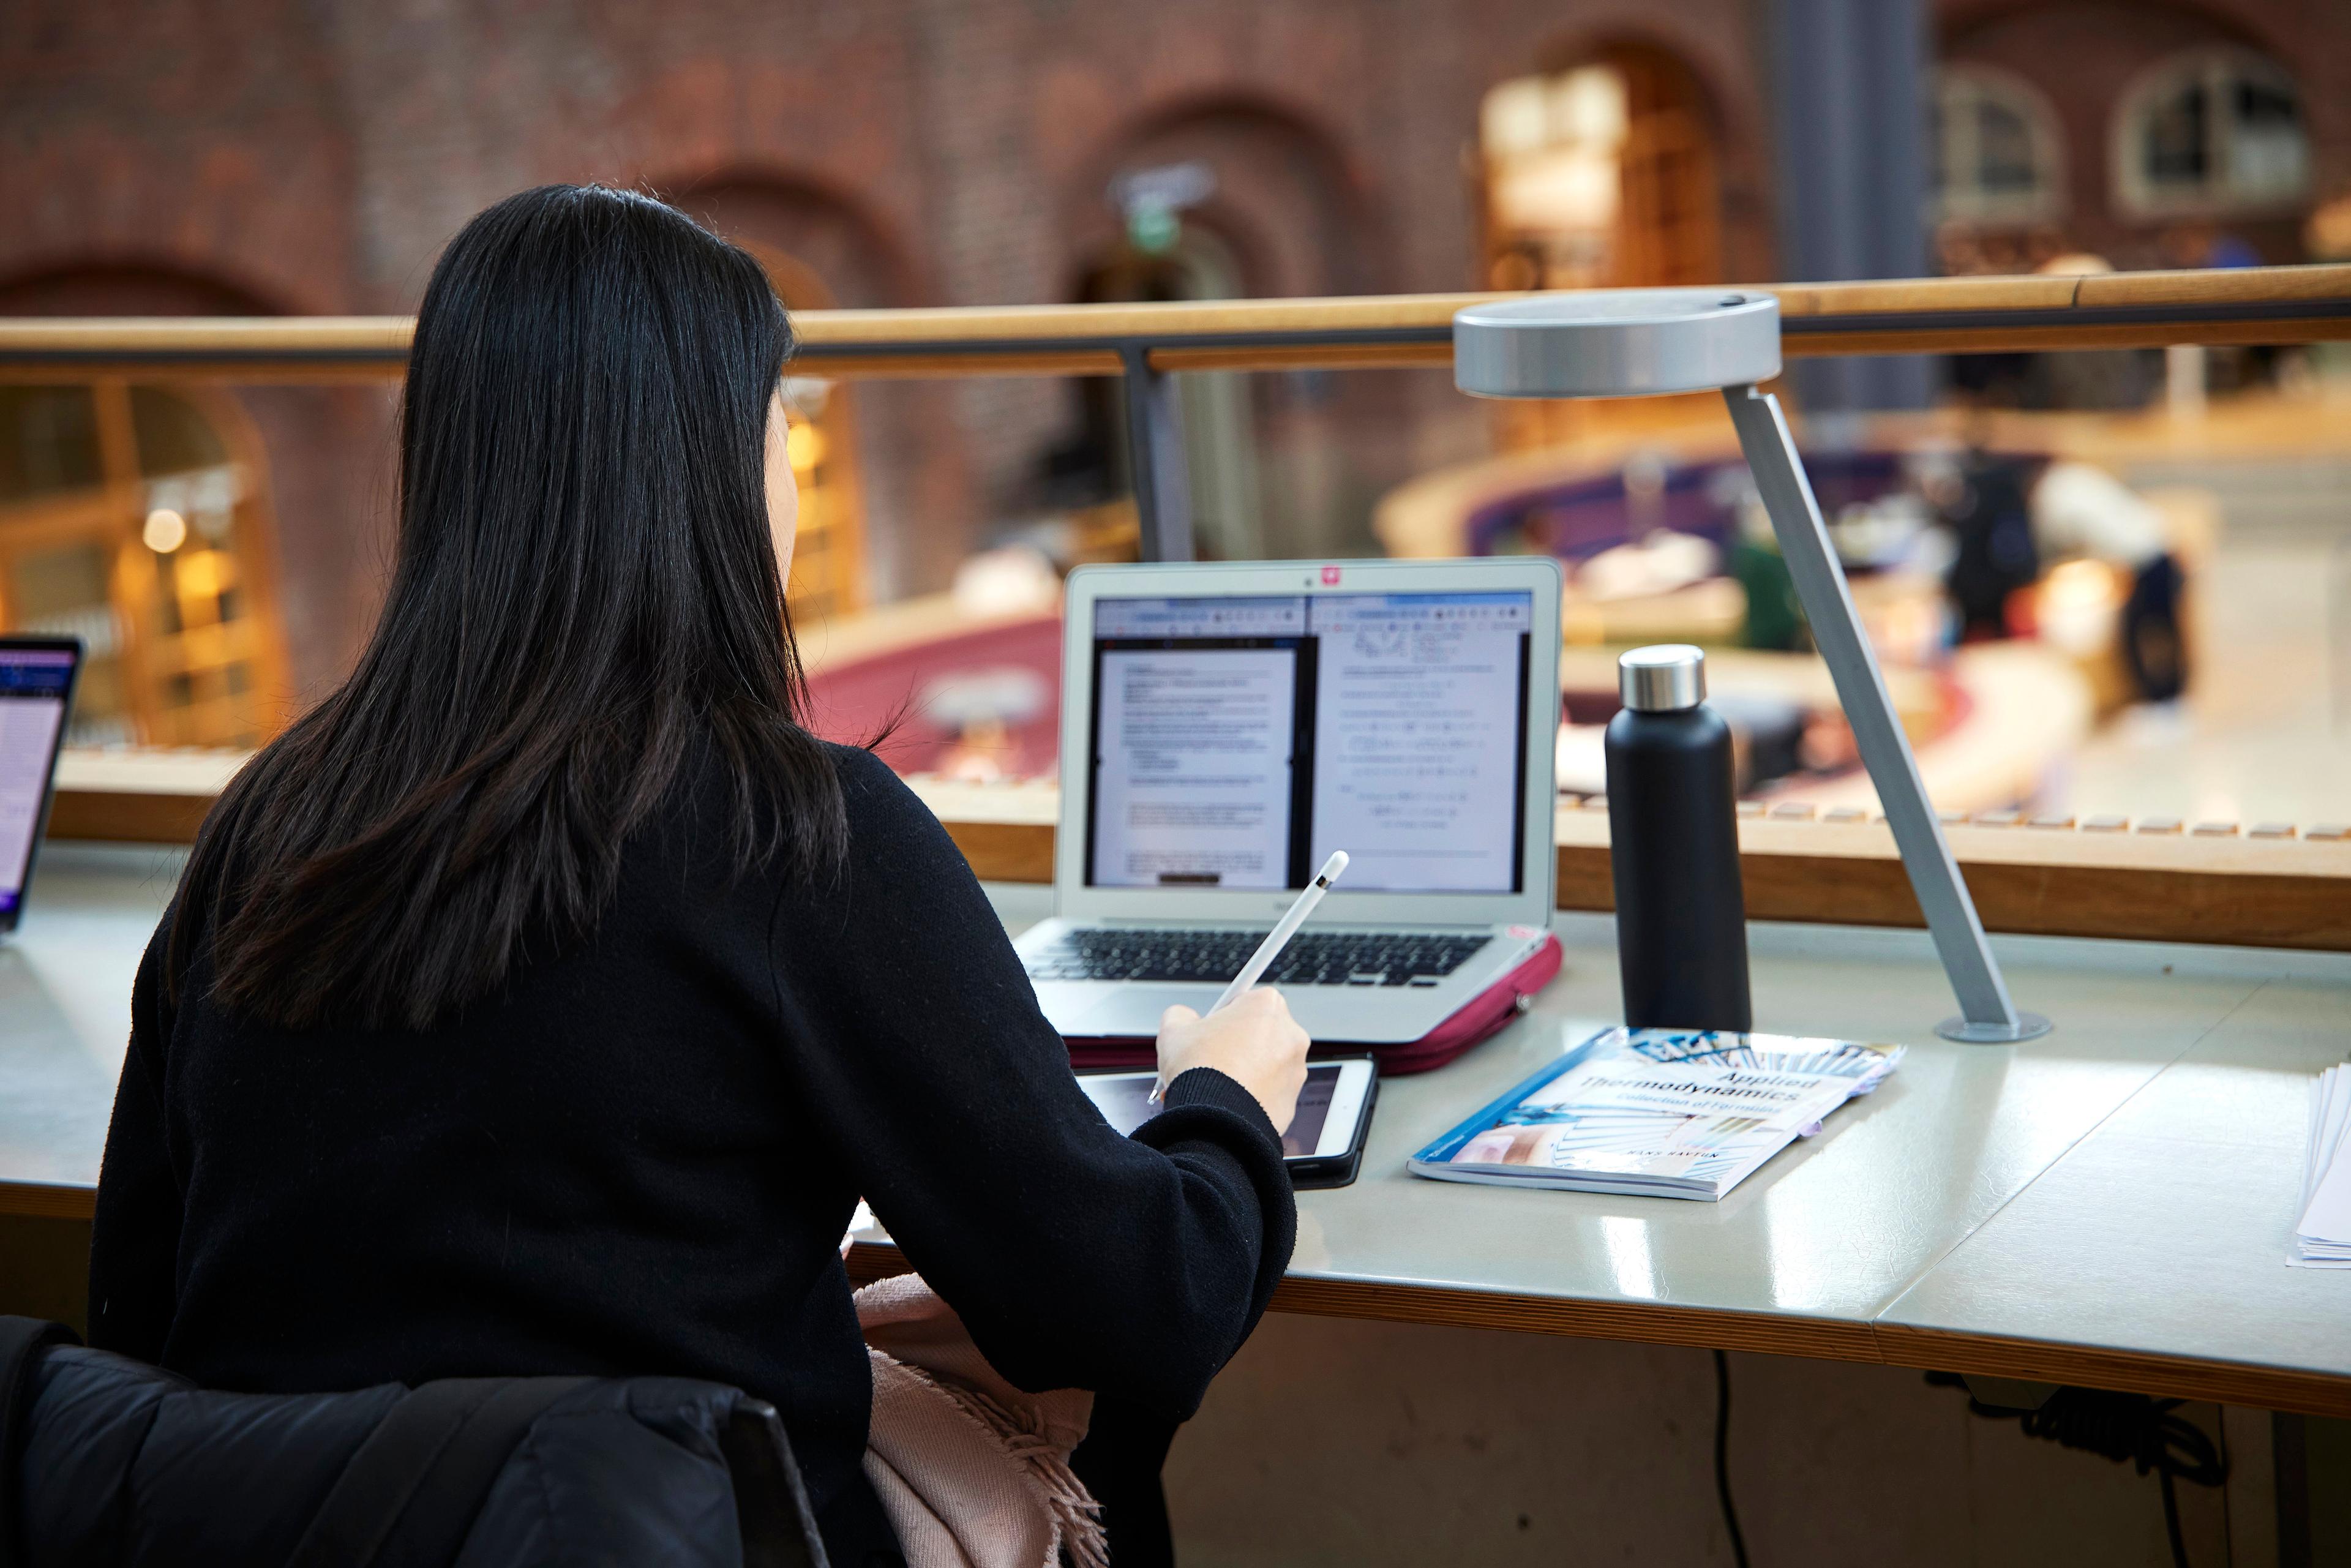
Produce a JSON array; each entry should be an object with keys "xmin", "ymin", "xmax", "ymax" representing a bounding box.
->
[
  {"xmin": 47, "ymin": 757, "xmax": 2351, "ymax": 952},
  {"xmin": 915, "ymin": 782, "xmax": 2351, "ymax": 953}
]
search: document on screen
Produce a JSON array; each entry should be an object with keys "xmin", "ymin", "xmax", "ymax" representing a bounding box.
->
[
  {"xmin": 1309, "ymin": 597, "xmax": 1524, "ymax": 891},
  {"xmin": 1091, "ymin": 647, "xmax": 1297, "ymax": 888},
  {"xmin": 0, "ymin": 692, "xmax": 64, "ymax": 906}
]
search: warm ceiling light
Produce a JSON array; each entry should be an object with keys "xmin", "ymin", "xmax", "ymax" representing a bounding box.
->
[{"xmin": 143, "ymin": 508, "xmax": 188, "ymax": 553}]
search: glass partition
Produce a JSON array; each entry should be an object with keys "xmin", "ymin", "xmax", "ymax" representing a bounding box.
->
[
  {"xmin": 5, "ymin": 278, "xmax": 2346, "ymax": 876},
  {"xmin": 0, "ymin": 381, "xmax": 291, "ymax": 747},
  {"xmin": 1360, "ymin": 343, "xmax": 2351, "ymax": 833}
]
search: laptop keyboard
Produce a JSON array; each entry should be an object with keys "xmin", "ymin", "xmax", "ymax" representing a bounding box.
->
[{"xmin": 1025, "ymin": 929, "xmax": 1493, "ymax": 988}]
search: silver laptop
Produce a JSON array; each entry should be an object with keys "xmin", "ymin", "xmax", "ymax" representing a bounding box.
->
[{"xmin": 1018, "ymin": 558, "xmax": 1562, "ymax": 1045}]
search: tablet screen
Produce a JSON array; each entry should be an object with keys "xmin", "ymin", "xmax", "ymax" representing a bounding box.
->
[{"xmin": 1082, "ymin": 1061, "xmax": 1352, "ymax": 1158}]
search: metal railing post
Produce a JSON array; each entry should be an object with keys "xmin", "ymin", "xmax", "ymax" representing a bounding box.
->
[
  {"xmin": 1722, "ymin": 384, "xmax": 2050, "ymax": 1042},
  {"xmin": 1120, "ymin": 346, "xmax": 1193, "ymax": 563}
]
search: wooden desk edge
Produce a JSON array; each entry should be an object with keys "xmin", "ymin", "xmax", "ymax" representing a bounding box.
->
[
  {"xmin": 8, "ymin": 1199, "xmax": 2338, "ymax": 1415},
  {"xmin": 1871, "ymin": 1322, "xmax": 2351, "ymax": 1420},
  {"xmin": 847, "ymin": 1240, "xmax": 2351, "ymax": 1414},
  {"xmin": 0, "ymin": 1182, "xmax": 97, "ymax": 1222},
  {"xmin": 1262, "ymin": 1274, "xmax": 1883, "ymax": 1362}
]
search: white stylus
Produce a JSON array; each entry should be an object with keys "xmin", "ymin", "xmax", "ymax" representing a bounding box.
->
[{"xmin": 1150, "ymin": 851, "xmax": 1349, "ymax": 1104}]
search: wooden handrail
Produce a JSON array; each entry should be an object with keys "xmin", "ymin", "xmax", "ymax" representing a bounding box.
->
[{"xmin": 1, "ymin": 265, "xmax": 2345, "ymax": 381}]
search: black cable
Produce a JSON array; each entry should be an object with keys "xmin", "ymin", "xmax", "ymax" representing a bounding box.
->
[
  {"xmin": 1713, "ymin": 1349, "xmax": 1751, "ymax": 1568},
  {"xmin": 1925, "ymin": 1373, "xmax": 2228, "ymax": 1568},
  {"xmin": 2214, "ymin": 1409, "xmax": 2233, "ymax": 1553},
  {"xmin": 2160, "ymin": 1468, "xmax": 2186, "ymax": 1568}
]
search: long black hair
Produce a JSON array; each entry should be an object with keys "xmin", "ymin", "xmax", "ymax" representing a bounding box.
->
[{"xmin": 176, "ymin": 184, "xmax": 846, "ymax": 1030}]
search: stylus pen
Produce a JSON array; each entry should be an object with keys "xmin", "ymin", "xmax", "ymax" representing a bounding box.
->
[{"xmin": 1150, "ymin": 850, "xmax": 1349, "ymax": 1104}]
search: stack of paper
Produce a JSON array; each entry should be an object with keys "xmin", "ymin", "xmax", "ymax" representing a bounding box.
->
[
  {"xmin": 2291, "ymin": 1064, "xmax": 2351, "ymax": 1268},
  {"xmin": 1409, "ymin": 1027, "xmax": 1903, "ymax": 1201}
]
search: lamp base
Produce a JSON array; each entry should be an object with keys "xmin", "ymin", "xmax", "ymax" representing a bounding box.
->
[{"xmin": 1937, "ymin": 1011, "xmax": 2053, "ymax": 1044}]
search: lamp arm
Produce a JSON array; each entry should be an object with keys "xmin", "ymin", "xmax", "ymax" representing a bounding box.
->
[{"xmin": 1721, "ymin": 384, "xmax": 2048, "ymax": 1043}]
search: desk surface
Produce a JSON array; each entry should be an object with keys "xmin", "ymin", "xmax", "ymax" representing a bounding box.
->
[
  {"xmin": 9, "ymin": 844, "xmax": 2349, "ymax": 1414},
  {"xmin": 0, "ymin": 843, "xmax": 178, "ymax": 1210}
]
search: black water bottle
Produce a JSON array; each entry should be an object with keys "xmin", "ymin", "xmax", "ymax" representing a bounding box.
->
[{"xmin": 1605, "ymin": 645, "xmax": 1752, "ymax": 1032}]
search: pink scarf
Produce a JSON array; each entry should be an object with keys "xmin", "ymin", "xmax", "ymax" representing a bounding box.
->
[{"xmin": 855, "ymin": 1274, "xmax": 1108, "ymax": 1568}]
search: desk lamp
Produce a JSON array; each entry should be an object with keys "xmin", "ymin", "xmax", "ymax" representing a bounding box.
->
[{"xmin": 1454, "ymin": 290, "xmax": 2049, "ymax": 1043}]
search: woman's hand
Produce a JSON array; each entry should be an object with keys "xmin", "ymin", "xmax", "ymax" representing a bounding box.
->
[{"xmin": 1156, "ymin": 989, "xmax": 1311, "ymax": 1134}]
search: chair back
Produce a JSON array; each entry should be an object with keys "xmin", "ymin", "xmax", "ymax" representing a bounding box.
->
[{"xmin": 0, "ymin": 1316, "xmax": 830, "ymax": 1568}]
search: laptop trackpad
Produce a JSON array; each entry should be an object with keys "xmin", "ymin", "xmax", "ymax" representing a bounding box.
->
[{"xmin": 1071, "ymin": 986, "xmax": 1224, "ymax": 1039}]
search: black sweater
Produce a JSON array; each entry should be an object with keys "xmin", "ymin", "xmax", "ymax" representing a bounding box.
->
[{"xmin": 89, "ymin": 743, "xmax": 1297, "ymax": 1562}]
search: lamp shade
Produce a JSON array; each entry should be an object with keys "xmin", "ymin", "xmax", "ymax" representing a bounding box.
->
[{"xmin": 1453, "ymin": 288, "xmax": 1781, "ymax": 399}]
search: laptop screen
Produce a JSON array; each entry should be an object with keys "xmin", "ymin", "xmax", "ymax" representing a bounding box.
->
[
  {"xmin": 1084, "ymin": 591, "xmax": 1534, "ymax": 894},
  {"xmin": 0, "ymin": 644, "xmax": 77, "ymax": 924}
]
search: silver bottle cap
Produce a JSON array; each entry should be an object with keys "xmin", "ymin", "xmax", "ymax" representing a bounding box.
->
[{"xmin": 1619, "ymin": 644, "xmax": 1706, "ymax": 711}]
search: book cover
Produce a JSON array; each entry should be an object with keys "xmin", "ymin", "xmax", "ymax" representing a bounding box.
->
[{"xmin": 1409, "ymin": 1027, "xmax": 1903, "ymax": 1201}]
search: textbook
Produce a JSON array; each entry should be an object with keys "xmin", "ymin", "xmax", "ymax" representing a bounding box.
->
[{"xmin": 1408, "ymin": 1027, "xmax": 1903, "ymax": 1201}]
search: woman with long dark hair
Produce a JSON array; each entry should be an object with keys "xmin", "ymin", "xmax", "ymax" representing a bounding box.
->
[{"xmin": 89, "ymin": 184, "xmax": 1307, "ymax": 1565}]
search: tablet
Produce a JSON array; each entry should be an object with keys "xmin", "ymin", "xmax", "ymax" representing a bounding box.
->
[{"xmin": 1079, "ymin": 1056, "xmax": 1378, "ymax": 1188}]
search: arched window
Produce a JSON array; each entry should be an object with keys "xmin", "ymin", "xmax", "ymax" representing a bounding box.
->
[
  {"xmin": 2113, "ymin": 48, "xmax": 2308, "ymax": 218},
  {"xmin": 0, "ymin": 381, "xmax": 290, "ymax": 747},
  {"xmin": 1058, "ymin": 101, "xmax": 1376, "ymax": 561},
  {"xmin": 1479, "ymin": 43, "xmax": 1723, "ymax": 292},
  {"xmin": 1071, "ymin": 212, "xmax": 1265, "ymax": 562},
  {"xmin": 1476, "ymin": 43, "xmax": 1724, "ymax": 453},
  {"xmin": 1932, "ymin": 67, "xmax": 2065, "ymax": 226}
]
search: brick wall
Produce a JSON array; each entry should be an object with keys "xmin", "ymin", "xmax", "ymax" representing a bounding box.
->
[{"xmin": 1940, "ymin": 0, "xmax": 2351, "ymax": 268}]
